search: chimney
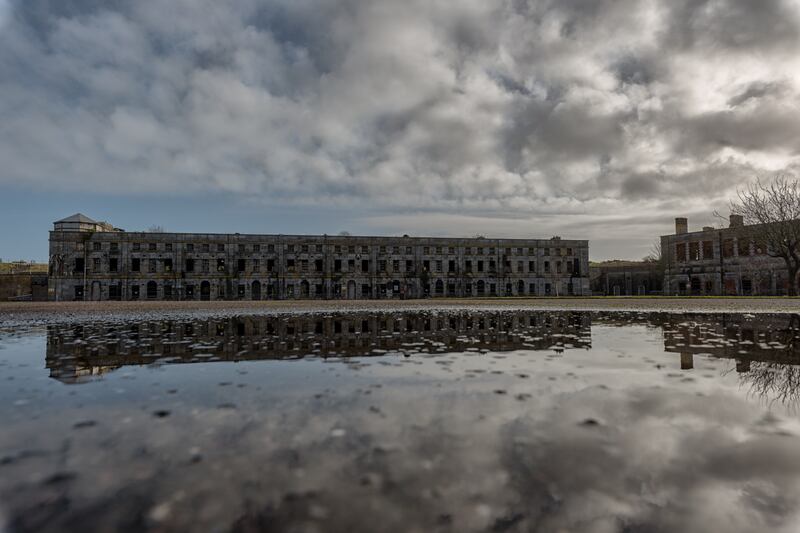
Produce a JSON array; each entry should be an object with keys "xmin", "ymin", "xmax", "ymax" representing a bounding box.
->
[
  {"xmin": 729, "ymin": 214, "xmax": 744, "ymax": 228},
  {"xmin": 675, "ymin": 217, "xmax": 688, "ymax": 234}
]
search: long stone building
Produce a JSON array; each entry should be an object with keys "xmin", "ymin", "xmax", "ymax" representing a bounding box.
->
[
  {"xmin": 48, "ymin": 214, "xmax": 591, "ymax": 301},
  {"xmin": 661, "ymin": 215, "xmax": 791, "ymax": 296}
]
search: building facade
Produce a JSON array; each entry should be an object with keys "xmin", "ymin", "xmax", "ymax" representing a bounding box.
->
[
  {"xmin": 48, "ymin": 214, "xmax": 591, "ymax": 301},
  {"xmin": 589, "ymin": 261, "xmax": 664, "ymax": 296},
  {"xmin": 661, "ymin": 215, "xmax": 790, "ymax": 296}
]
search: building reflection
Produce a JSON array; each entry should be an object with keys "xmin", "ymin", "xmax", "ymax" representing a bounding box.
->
[
  {"xmin": 46, "ymin": 311, "xmax": 592, "ymax": 383},
  {"xmin": 654, "ymin": 313, "xmax": 800, "ymax": 405}
]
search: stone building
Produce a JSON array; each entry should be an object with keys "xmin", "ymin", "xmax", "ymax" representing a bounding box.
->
[
  {"xmin": 589, "ymin": 260, "xmax": 663, "ymax": 296},
  {"xmin": 48, "ymin": 214, "xmax": 591, "ymax": 301},
  {"xmin": 661, "ymin": 215, "xmax": 790, "ymax": 296}
]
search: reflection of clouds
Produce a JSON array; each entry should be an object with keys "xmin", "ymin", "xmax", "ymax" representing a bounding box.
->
[
  {"xmin": 4, "ymin": 372, "xmax": 800, "ymax": 532},
  {"xmin": 4, "ymin": 314, "xmax": 800, "ymax": 531}
]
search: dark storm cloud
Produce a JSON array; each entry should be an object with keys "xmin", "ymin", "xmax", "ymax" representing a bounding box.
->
[{"xmin": 2, "ymin": 0, "xmax": 800, "ymax": 257}]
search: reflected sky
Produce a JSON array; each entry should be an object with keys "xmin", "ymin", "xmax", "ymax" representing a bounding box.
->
[{"xmin": 1, "ymin": 310, "xmax": 800, "ymax": 533}]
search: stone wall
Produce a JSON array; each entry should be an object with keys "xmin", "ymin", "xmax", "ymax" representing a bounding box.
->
[{"xmin": 0, "ymin": 273, "xmax": 48, "ymax": 301}]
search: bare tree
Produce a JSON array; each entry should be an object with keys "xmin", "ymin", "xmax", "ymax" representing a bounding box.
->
[
  {"xmin": 338, "ymin": 231, "xmax": 351, "ymax": 236},
  {"xmin": 642, "ymin": 238, "xmax": 662, "ymax": 263},
  {"xmin": 729, "ymin": 175, "xmax": 800, "ymax": 296}
]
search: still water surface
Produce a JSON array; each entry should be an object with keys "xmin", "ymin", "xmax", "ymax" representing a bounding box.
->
[{"xmin": 2, "ymin": 310, "xmax": 800, "ymax": 532}]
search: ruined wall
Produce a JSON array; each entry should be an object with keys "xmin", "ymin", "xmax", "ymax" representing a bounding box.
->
[{"xmin": 0, "ymin": 273, "xmax": 48, "ymax": 301}]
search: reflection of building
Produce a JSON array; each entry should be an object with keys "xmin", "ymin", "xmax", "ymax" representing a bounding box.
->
[
  {"xmin": 661, "ymin": 216, "xmax": 790, "ymax": 296},
  {"xmin": 589, "ymin": 261, "xmax": 663, "ymax": 296},
  {"xmin": 48, "ymin": 214, "xmax": 591, "ymax": 301},
  {"xmin": 656, "ymin": 313, "xmax": 800, "ymax": 368},
  {"xmin": 45, "ymin": 311, "xmax": 592, "ymax": 383}
]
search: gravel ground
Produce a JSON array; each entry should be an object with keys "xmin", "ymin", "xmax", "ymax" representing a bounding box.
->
[{"xmin": 2, "ymin": 297, "xmax": 800, "ymax": 328}]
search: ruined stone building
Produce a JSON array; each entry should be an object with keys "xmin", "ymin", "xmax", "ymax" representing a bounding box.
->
[
  {"xmin": 661, "ymin": 215, "xmax": 790, "ymax": 296},
  {"xmin": 48, "ymin": 214, "xmax": 591, "ymax": 301}
]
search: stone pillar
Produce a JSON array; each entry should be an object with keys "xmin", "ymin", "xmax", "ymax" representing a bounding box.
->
[{"xmin": 680, "ymin": 352, "xmax": 694, "ymax": 370}]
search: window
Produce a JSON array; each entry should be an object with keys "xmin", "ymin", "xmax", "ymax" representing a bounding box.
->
[
  {"xmin": 489, "ymin": 248, "xmax": 495, "ymax": 254},
  {"xmin": 237, "ymin": 259, "xmax": 246, "ymax": 272},
  {"xmin": 676, "ymin": 243, "xmax": 687, "ymax": 262},
  {"xmin": 187, "ymin": 243, "xmax": 194, "ymax": 252},
  {"xmin": 146, "ymin": 281, "xmax": 158, "ymax": 299},
  {"xmin": 131, "ymin": 258, "xmax": 140, "ymax": 272},
  {"xmin": 202, "ymin": 259, "xmax": 210, "ymax": 272},
  {"xmin": 166, "ymin": 243, "xmax": 173, "ymax": 252},
  {"xmin": 517, "ymin": 261, "xmax": 524, "ymax": 273},
  {"xmin": 435, "ymin": 260, "xmax": 442, "ymax": 272},
  {"xmin": 465, "ymin": 260, "xmax": 472, "ymax": 272},
  {"xmin": 362, "ymin": 245, "xmax": 369, "ymax": 254},
  {"xmin": 529, "ymin": 261, "xmax": 535, "ymax": 273},
  {"xmin": 544, "ymin": 261, "xmax": 550, "ymax": 273},
  {"xmin": 267, "ymin": 259, "xmax": 275, "ymax": 272},
  {"xmin": 380, "ymin": 246, "xmax": 386, "ymax": 254},
  {"xmin": 267, "ymin": 244, "xmax": 274, "ymax": 253},
  {"xmin": 164, "ymin": 284, "xmax": 173, "ymax": 299},
  {"xmin": 449, "ymin": 247, "xmax": 455, "ymax": 254},
  {"xmin": 517, "ymin": 247, "xmax": 523, "ymax": 255},
  {"xmin": 287, "ymin": 258, "xmax": 295, "ymax": 270},
  {"xmin": 93, "ymin": 257, "xmax": 101, "ymax": 271},
  {"xmin": 348, "ymin": 259, "xmax": 355, "ymax": 271},
  {"xmin": 477, "ymin": 260, "xmax": 484, "ymax": 272},
  {"xmin": 164, "ymin": 258, "xmax": 173, "ymax": 272},
  {"xmin": 489, "ymin": 260, "xmax": 496, "ymax": 271},
  {"xmin": 109, "ymin": 258, "xmax": 118, "ymax": 272},
  {"xmin": 348, "ymin": 245, "xmax": 355, "ymax": 253},
  {"xmin": 217, "ymin": 244, "xmax": 225, "ymax": 252},
  {"xmin": 393, "ymin": 246, "xmax": 400, "ymax": 254},
  {"xmin": 556, "ymin": 261, "xmax": 562, "ymax": 273},
  {"xmin": 436, "ymin": 246, "xmax": 442, "ymax": 254},
  {"xmin": 110, "ymin": 242, "xmax": 118, "ymax": 252},
  {"xmin": 239, "ymin": 244, "xmax": 246, "ymax": 253},
  {"xmin": 315, "ymin": 245, "xmax": 323, "ymax": 253},
  {"xmin": 149, "ymin": 243, "xmax": 157, "ymax": 251},
  {"xmin": 361, "ymin": 259, "xmax": 370, "ymax": 272},
  {"xmin": 301, "ymin": 259, "xmax": 309, "ymax": 272},
  {"xmin": 378, "ymin": 260, "xmax": 386, "ymax": 272},
  {"xmin": 393, "ymin": 259, "xmax": 400, "ymax": 272},
  {"xmin": 334, "ymin": 259, "xmax": 342, "ymax": 272},
  {"xmin": 217, "ymin": 258, "xmax": 226, "ymax": 272},
  {"xmin": 302, "ymin": 244, "xmax": 309, "ymax": 253},
  {"xmin": 186, "ymin": 258, "xmax": 195, "ymax": 272},
  {"xmin": 149, "ymin": 259, "xmax": 157, "ymax": 273},
  {"xmin": 406, "ymin": 259, "xmax": 413, "ymax": 272},
  {"xmin": 423, "ymin": 247, "xmax": 430, "ymax": 254},
  {"xmin": 335, "ymin": 245, "xmax": 342, "ymax": 253},
  {"xmin": 702, "ymin": 241, "xmax": 713, "ymax": 260},
  {"xmin": 130, "ymin": 285, "xmax": 139, "ymax": 300},
  {"xmin": 406, "ymin": 247, "xmax": 412, "ymax": 254},
  {"xmin": 253, "ymin": 259, "xmax": 260, "ymax": 272},
  {"xmin": 448, "ymin": 260, "xmax": 456, "ymax": 273},
  {"xmin": 689, "ymin": 242, "xmax": 700, "ymax": 261},
  {"xmin": 423, "ymin": 260, "xmax": 430, "ymax": 271},
  {"xmin": 566, "ymin": 248, "xmax": 572, "ymax": 256},
  {"xmin": 544, "ymin": 248, "xmax": 550, "ymax": 256},
  {"xmin": 93, "ymin": 242, "xmax": 101, "ymax": 251},
  {"xmin": 202, "ymin": 243, "xmax": 210, "ymax": 253},
  {"xmin": 723, "ymin": 239, "xmax": 735, "ymax": 258},
  {"xmin": 133, "ymin": 242, "xmax": 141, "ymax": 251},
  {"xmin": 253, "ymin": 244, "xmax": 260, "ymax": 252}
]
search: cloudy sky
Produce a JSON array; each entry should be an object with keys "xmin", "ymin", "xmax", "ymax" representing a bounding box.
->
[{"xmin": 2, "ymin": 0, "xmax": 800, "ymax": 261}]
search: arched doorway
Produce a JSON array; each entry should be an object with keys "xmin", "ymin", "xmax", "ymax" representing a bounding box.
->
[
  {"xmin": 300, "ymin": 280, "xmax": 310, "ymax": 298},
  {"xmin": 146, "ymin": 281, "xmax": 158, "ymax": 299},
  {"xmin": 347, "ymin": 280, "xmax": 356, "ymax": 299},
  {"xmin": 518, "ymin": 280, "xmax": 525, "ymax": 295},
  {"xmin": 477, "ymin": 280, "xmax": 485, "ymax": 296},
  {"xmin": 251, "ymin": 280, "xmax": 261, "ymax": 300},
  {"xmin": 200, "ymin": 281, "xmax": 211, "ymax": 301},
  {"xmin": 505, "ymin": 282, "xmax": 513, "ymax": 296},
  {"xmin": 435, "ymin": 279, "xmax": 444, "ymax": 296}
]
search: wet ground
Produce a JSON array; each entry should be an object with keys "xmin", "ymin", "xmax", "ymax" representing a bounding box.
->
[{"xmin": 2, "ymin": 308, "xmax": 800, "ymax": 532}]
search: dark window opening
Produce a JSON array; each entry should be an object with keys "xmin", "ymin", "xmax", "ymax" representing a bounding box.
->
[{"xmin": 131, "ymin": 258, "xmax": 140, "ymax": 272}]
